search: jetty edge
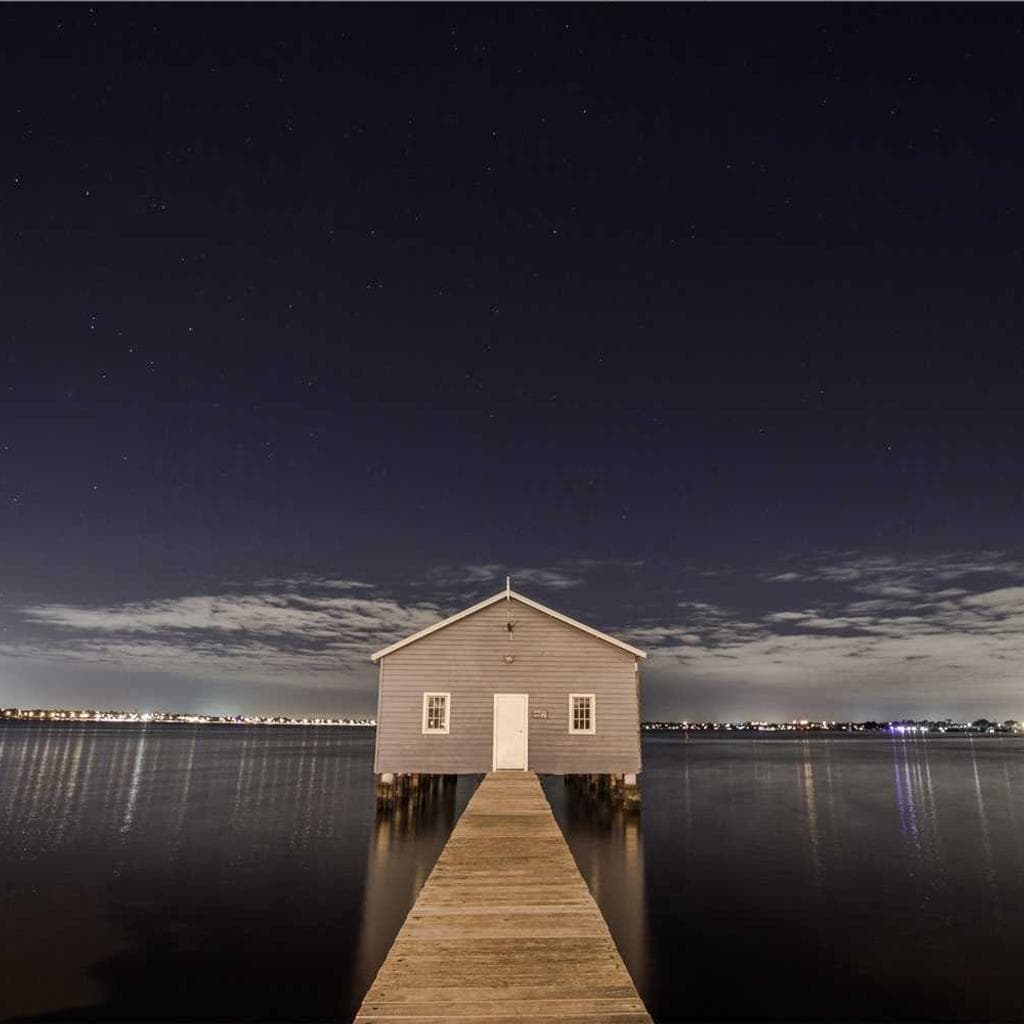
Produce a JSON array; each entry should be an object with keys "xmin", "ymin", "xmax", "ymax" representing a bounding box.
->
[{"xmin": 354, "ymin": 770, "xmax": 652, "ymax": 1023}]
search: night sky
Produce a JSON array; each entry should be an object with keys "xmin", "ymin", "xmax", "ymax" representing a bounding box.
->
[{"xmin": 3, "ymin": 5, "xmax": 1023, "ymax": 720}]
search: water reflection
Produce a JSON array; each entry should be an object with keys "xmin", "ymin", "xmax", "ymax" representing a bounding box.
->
[
  {"xmin": 968, "ymin": 737, "xmax": 995, "ymax": 885},
  {"xmin": 889, "ymin": 734, "xmax": 951, "ymax": 896},
  {"xmin": 0, "ymin": 722, "xmax": 394, "ymax": 1022},
  {"xmin": 4, "ymin": 726, "xmax": 1024, "ymax": 1023},
  {"xmin": 119, "ymin": 728, "xmax": 148, "ymax": 836},
  {"xmin": 892, "ymin": 732, "xmax": 921, "ymax": 854},
  {"xmin": 352, "ymin": 775, "xmax": 474, "ymax": 1013},
  {"xmin": 682, "ymin": 735, "xmax": 693, "ymax": 837},
  {"xmin": 798, "ymin": 739, "xmax": 823, "ymax": 884},
  {"xmin": 624, "ymin": 734, "xmax": 1024, "ymax": 1023},
  {"xmin": 170, "ymin": 731, "xmax": 197, "ymax": 849},
  {"xmin": 542, "ymin": 776, "xmax": 650, "ymax": 1000}
]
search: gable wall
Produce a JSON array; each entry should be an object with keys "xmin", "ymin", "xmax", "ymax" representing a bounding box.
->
[{"xmin": 374, "ymin": 597, "xmax": 641, "ymax": 775}]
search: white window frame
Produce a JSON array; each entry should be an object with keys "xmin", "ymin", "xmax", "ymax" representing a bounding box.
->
[
  {"xmin": 422, "ymin": 692, "xmax": 451, "ymax": 735},
  {"xmin": 568, "ymin": 693, "xmax": 596, "ymax": 735}
]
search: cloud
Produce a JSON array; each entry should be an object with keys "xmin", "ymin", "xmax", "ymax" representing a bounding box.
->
[
  {"xmin": 634, "ymin": 551, "xmax": 1024, "ymax": 717},
  {"xmin": 6, "ymin": 551, "xmax": 1023, "ymax": 719},
  {"xmin": 510, "ymin": 568, "xmax": 583, "ymax": 589},
  {"xmin": 426, "ymin": 558, "xmax": 642, "ymax": 592},
  {"xmin": 251, "ymin": 575, "xmax": 375, "ymax": 591},
  {"xmin": 628, "ymin": 601, "xmax": 765, "ymax": 650},
  {"xmin": 0, "ymin": 560, "xmax": 641, "ymax": 708},
  {"xmin": 8, "ymin": 587, "xmax": 443, "ymax": 686},
  {"xmin": 764, "ymin": 552, "xmax": 1024, "ymax": 592},
  {"xmin": 763, "ymin": 610, "xmax": 817, "ymax": 623},
  {"xmin": 426, "ymin": 562, "xmax": 575, "ymax": 589}
]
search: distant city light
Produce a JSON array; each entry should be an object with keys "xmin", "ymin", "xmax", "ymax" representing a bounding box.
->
[
  {"xmin": 3, "ymin": 708, "xmax": 1020, "ymax": 736},
  {"xmin": 0, "ymin": 707, "xmax": 376, "ymax": 727},
  {"xmin": 640, "ymin": 719, "xmax": 1022, "ymax": 735}
]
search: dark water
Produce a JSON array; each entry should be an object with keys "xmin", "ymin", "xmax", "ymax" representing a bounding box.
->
[
  {"xmin": 2, "ymin": 725, "xmax": 1024, "ymax": 1022},
  {"xmin": 0, "ymin": 724, "xmax": 476, "ymax": 1022},
  {"xmin": 545, "ymin": 734, "xmax": 1024, "ymax": 1023}
]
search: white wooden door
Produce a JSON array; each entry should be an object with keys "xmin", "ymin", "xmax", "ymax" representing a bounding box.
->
[{"xmin": 493, "ymin": 694, "xmax": 528, "ymax": 770}]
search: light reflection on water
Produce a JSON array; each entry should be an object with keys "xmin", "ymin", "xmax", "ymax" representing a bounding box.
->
[
  {"xmin": 542, "ymin": 776, "xmax": 650, "ymax": 999},
  {"xmin": 353, "ymin": 773, "xmax": 476, "ymax": 999},
  {"xmin": 3, "ymin": 725, "xmax": 1024, "ymax": 1022},
  {"xmin": 798, "ymin": 738, "xmax": 822, "ymax": 885},
  {"xmin": 0, "ymin": 722, "xmax": 467, "ymax": 1023},
  {"xmin": 559, "ymin": 734, "xmax": 1024, "ymax": 1023}
]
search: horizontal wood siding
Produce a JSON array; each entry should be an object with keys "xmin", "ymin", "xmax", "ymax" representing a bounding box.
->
[{"xmin": 375, "ymin": 597, "xmax": 641, "ymax": 775}]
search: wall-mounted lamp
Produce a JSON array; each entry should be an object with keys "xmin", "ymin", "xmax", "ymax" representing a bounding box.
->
[{"xmin": 503, "ymin": 654, "xmax": 515, "ymax": 664}]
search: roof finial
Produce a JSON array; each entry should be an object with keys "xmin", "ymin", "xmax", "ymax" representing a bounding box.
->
[{"xmin": 505, "ymin": 574, "xmax": 511, "ymax": 598}]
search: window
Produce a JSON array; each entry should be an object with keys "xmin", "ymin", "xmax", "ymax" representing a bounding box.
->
[
  {"xmin": 569, "ymin": 693, "xmax": 595, "ymax": 734},
  {"xmin": 422, "ymin": 692, "xmax": 450, "ymax": 734}
]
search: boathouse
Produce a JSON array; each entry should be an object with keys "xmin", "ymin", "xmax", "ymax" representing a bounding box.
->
[{"xmin": 370, "ymin": 582, "xmax": 646, "ymax": 778}]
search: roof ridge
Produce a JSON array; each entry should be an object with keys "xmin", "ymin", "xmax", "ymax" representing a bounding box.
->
[{"xmin": 370, "ymin": 589, "xmax": 647, "ymax": 662}]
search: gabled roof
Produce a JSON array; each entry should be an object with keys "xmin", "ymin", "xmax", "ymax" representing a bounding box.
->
[{"xmin": 370, "ymin": 588, "xmax": 647, "ymax": 663}]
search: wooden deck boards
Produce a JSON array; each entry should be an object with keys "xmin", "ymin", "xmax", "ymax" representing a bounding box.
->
[{"xmin": 354, "ymin": 772, "xmax": 652, "ymax": 1023}]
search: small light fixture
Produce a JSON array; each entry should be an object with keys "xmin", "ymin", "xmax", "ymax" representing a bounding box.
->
[{"xmin": 503, "ymin": 654, "xmax": 515, "ymax": 664}]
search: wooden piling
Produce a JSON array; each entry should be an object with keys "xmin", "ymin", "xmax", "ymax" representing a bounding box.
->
[
  {"xmin": 562, "ymin": 772, "xmax": 641, "ymax": 810},
  {"xmin": 622, "ymin": 772, "xmax": 641, "ymax": 810}
]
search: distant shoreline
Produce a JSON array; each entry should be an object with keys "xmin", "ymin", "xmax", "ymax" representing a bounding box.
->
[
  {"xmin": 643, "ymin": 719, "xmax": 1021, "ymax": 736},
  {"xmin": 2, "ymin": 708, "xmax": 1019, "ymax": 736},
  {"xmin": 0, "ymin": 709, "xmax": 374, "ymax": 727}
]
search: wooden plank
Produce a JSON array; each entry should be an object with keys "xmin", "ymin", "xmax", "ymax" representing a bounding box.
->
[
  {"xmin": 353, "ymin": 772, "xmax": 652, "ymax": 1024},
  {"xmin": 359, "ymin": 1015, "xmax": 651, "ymax": 1024}
]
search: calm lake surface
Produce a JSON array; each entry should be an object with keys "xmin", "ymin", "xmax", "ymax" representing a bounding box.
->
[{"xmin": 2, "ymin": 724, "xmax": 1023, "ymax": 1022}]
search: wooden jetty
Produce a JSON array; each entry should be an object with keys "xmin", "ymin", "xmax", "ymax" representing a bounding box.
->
[{"xmin": 354, "ymin": 771, "xmax": 652, "ymax": 1023}]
